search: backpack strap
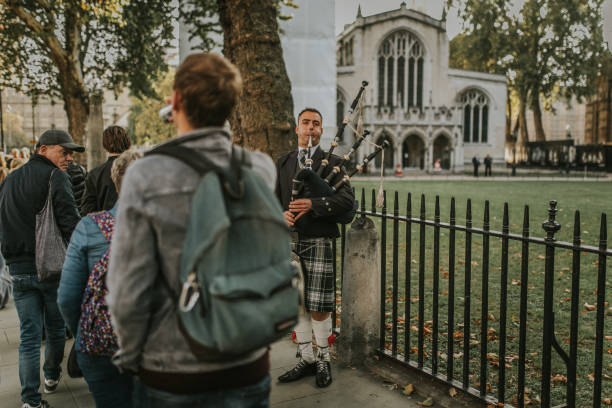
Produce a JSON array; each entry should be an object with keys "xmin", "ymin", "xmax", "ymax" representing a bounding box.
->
[
  {"xmin": 146, "ymin": 145, "xmax": 220, "ymax": 176},
  {"xmin": 89, "ymin": 211, "xmax": 115, "ymax": 242}
]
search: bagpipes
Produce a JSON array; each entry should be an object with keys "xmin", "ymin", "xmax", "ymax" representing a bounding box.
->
[{"xmin": 290, "ymin": 81, "xmax": 389, "ymax": 224}]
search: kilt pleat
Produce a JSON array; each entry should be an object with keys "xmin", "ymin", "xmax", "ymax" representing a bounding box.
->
[{"xmin": 291, "ymin": 238, "xmax": 335, "ymax": 313}]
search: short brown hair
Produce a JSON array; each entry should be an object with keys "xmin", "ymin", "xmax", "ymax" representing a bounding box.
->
[
  {"xmin": 111, "ymin": 150, "xmax": 142, "ymax": 193},
  {"xmin": 103, "ymin": 126, "xmax": 131, "ymax": 154},
  {"xmin": 173, "ymin": 53, "xmax": 242, "ymax": 128}
]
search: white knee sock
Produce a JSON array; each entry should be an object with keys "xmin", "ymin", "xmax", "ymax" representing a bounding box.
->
[
  {"xmin": 294, "ymin": 318, "xmax": 315, "ymax": 363},
  {"xmin": 312, "ymin": 316, "xmax": 332, "ymax": 361}
]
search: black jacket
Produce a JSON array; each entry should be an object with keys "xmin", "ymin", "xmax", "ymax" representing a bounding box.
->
[
  {"xmin": 0, "ymin": 155, "xmax": 80, "ymax": 264},
  {"xmin": 67, "ymin": 161, "xmax": 87, "ymax": 209},
  {"xmin": 80, "ymin": 156, "xmax": 118, "ymax": 215},
  {"xmin": 276, "ymin": 147, "xmax": 355, "ymax": 239}
]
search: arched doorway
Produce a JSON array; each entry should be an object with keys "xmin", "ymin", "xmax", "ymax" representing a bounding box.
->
[
  {"xmin": 374, "ymin": 134, "xmax": 395, "ymax": 170},
  {"xmin": 402, "ymin": 134, "xmax": 425, "ymax": 169},
  {"xmin": 433, "ymin": 135, "xmax": 451, "ymax": 170}
]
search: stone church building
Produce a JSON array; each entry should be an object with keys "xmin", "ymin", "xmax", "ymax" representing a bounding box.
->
[{"xmin": 336, "ymin": 2, "xmax": 507, "ymax": 173}]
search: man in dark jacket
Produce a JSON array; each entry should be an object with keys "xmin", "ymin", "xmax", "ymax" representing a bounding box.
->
[
  {"xmin": 80, "ymin": 126, "xmax": 131, "ymax": 215},
  {"xmin": 276, "ymin": 108, "xmax": 355, "ymax": 388},
  {"xmin": 0, "ymin": 129, "xmax": 83, "ymax": 408}
]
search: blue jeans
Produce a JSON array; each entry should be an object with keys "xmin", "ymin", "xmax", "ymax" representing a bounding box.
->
[
  {"xmin": 9, "ymin": 264, "xmax": 66, "ymax": 405},
  {"xmin": 76, "ymin": 351, "xmax": 133, "ymax": 408},
  {"xmin": 132, "ymin": 375, "xmax": 270, "ymax": 408}
]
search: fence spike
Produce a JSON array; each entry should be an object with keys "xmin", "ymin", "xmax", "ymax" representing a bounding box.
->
[
  {"xmin": 463, "ymin": 198, "xmax": 472, "ymax": 388},
  {"xmin": 371, "ymin": 189, "xmax": 376, "ymax": 214},
  {"xmin": 392, "ymin": 191, "xmax": 400, "ymax": 356},
  {"xmin": 480, "ymin": 200, "xmax": 490, "ymax": 396},
  {"xmin": 517, "ymin": 205, "xmax": 530, "ymax": 408},
  {"xmin": 499, "ymin": 202, "xmax": 509, "ymax": 403},
  {"xmin": 418, "ymin": 193, "xmax": 426, "ymax": 369},
  {"xmin": 405, "ymin": 192, "xmax": 412, "ymax": 360},
  {"xmin": 360, "ymin": 188, "xmax": 366, "ymax": 217},
  {"xmin": 593, "ymin": 213, "xmax": 607, "ymax": 408},
  {"xmin": 541, "ymin": 200, "xmax": 561, "ymax": 408},
  {"xmin": 447, "ymin": 197, "xmax": 456, "ymax": 382}
]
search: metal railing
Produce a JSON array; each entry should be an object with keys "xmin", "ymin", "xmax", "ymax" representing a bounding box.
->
[{"xmin": 336, "ymin": 188, "xmax": 610, "ymax": 408}]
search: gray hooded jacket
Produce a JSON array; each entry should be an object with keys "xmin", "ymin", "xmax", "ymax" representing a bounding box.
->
[{"xmin": 107, "ymin": 128, "xmax": 276, "ymax": 374}]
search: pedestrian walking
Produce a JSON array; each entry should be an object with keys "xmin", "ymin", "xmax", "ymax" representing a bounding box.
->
[
  {"xmin": 58, "ymin": 150, "xmax": 141, "ymax": 408},
  {"xmin": 472, "ymin": 154, "xmax": 480, "ymax": 177},
  {"xmin": 107, "ymin": 53, "xmax": 281, "ymax": 408},
  {"xmin": 0, "ymin": 129, "xmax": 83, "ymax": 408},
  {"xmin": 275, "ymin": 108, "xmax": 355, "ymax": 388},
  {"xmin": 80, "ymin": 126, "xmax": 131, "ymax": 215},
  {"xmin": 484, "ymin": 154, "xmax": 492, "ymax": 176}
]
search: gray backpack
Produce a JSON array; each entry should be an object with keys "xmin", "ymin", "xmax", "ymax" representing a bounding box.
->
[{"xmin": 147, "ymin": 145, "xmax": 299, "ymax": 361}]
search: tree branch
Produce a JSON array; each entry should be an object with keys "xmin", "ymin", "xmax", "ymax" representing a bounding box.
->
[{"xmin": 3, "ymin": 1, "xmax": 67, "ymax": 69}]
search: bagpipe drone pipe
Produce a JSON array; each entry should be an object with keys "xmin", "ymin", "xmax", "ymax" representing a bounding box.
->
[{"xmin": 290, "ymin": 81, "xmax": 388, "ymax": 225}]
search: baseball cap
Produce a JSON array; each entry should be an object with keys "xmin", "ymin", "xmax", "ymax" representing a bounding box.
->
[{"xmin": 36, "ymin": 129, "xmax": 85, "ymax": 152}]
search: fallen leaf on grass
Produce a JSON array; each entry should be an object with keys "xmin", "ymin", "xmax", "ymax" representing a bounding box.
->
[
  {"xmin": 584, "ymin": 303, "xmax": 596, "ymax": 311},
  {"xmin": 602, "ymin": 397, "xmax": 611, "ymax": 405},
  {"xmin": 403, "ymin": 384, "xmax": 414, "ymax": 396},
  {"xmin": 417, "ymin": 397, "xmax": 434, "ymax": 406},
  {"xmin": 588, "ymin": 372, "xmax": 595, "ymax": 382},
  {"xmin": 605, "ymin": 335, "xmax": 612, "ymax": 341},
  {"xmin": 449, "ymin": 387, "xmax": 457, "ymax": 397},
  {"xmin": 551, "ymin": 374, "xmax": 567, "ymax": 383}
]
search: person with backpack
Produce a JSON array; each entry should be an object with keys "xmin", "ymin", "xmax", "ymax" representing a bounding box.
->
[
  {"xmin": 275, "ymin": 108, "xmax": 355, "ymax": 388},
  {"xmin": 57, "ymin": 150, "xmax": 141, "ymax": 408},
  {"xmin": 106, "ymin": 53, "xmax": 291, "ymax": 408}
]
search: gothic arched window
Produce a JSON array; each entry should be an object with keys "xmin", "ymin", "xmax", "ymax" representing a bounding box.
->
[
  {"xmin": 461, "ymin": 90, "xmax": 489, "ymax": 143},
  {"xmin": 377, "ymin": 31, "xmax": 424, "ymax": 110}
]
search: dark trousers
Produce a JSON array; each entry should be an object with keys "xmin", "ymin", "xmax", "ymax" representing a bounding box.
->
[
  {"xmin": 485, "ymin": 165, "xmax": 492, "ymax": 176},
  {"xmin": 77, "ymin": 351, "xmax": 133, "ymax": 408}
]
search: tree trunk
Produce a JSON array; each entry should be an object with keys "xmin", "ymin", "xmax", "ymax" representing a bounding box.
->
[
  {"xmin": 217, "ymin": 0, "xmax": 297, "ymax": 161},
  {"xmin": 86, "ymin": 94, "xmax": 105, "ymax": 170},
  {"xmin": 60, "ymin": 70, "xmax": 90, "ymax": 146},
  {"xmin": 505, "ymin": 90, "xmax": 512, "ymax": 144},
  {"xmin": 518, "ymin": 95, "xmax": 529, "ymax": 144},
  {"xmin": 531, "ymin": 94, "xmax": 546, "ymax": 142}
]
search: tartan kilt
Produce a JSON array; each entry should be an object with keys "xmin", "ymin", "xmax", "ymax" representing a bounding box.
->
[{"xmin": 291, "ymin": 238, "xmax": 335, "ymax": 313}]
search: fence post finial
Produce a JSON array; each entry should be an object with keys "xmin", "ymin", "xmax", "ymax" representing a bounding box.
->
[{"xmin": 542, "ymin": 200, "xmax": 561, "ymax": 241}]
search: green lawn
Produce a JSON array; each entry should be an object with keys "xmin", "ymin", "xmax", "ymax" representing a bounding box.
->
[{"xmin": 337, "ymin": 180, "xmax": 612, "ymax": 407}]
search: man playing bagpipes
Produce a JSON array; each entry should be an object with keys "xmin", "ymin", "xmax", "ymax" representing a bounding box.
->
[{"xmin": 275, "ymin": 107, "xmax": 354, "ymax": 388}]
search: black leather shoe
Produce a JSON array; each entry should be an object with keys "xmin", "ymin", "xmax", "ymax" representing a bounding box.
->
[
  {"xmin": 315, "ymin": 360, "xmax": 332, "ymax": 388},
  {"xmin": 278, "ymin": 360, "xmax": 316, "ymax": 383}
]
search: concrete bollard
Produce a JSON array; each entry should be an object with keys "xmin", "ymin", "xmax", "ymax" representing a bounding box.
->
[{"xmin": 338, "ymin": 216, "xmax": 381, "ymax": 366}]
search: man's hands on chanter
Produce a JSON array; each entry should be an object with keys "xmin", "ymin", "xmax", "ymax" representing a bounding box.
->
[{"xmin": 284, "ymin": 198, "xmax": 313, "ymax": 226}]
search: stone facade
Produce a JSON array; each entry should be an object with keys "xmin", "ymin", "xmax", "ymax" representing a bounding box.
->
[
  {"xmin": 0, "ymin": 87, "xmax": 131, "ymax": 149},
  {"xmin": 584, "ymin": 75, "xmax": 612, "ymax": 145},
  {"xmin": 336, "ymin": 2, "xmax": 507, "ymax": 173}
]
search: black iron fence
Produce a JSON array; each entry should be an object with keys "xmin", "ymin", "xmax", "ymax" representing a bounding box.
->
[
  {"xmin": 335, "ymin": 189, "xmax": 610, "ymax": 408},
  {"xmin": 515, "ymin": 141, "xmax": 612, "ymax": 172}
]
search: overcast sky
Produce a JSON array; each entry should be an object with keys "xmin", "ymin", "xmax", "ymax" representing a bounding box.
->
[{"xmin": 334, "ymin": 0, "xmax": 461, "ymax": 38}]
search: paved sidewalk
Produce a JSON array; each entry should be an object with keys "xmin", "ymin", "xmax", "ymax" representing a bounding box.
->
[{"xmin": 0, "ymin": 300, "xmax": 418, "ymax": 407}]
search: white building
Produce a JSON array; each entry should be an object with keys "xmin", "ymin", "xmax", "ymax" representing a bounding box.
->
[{"xmin": 336, "ymin": 2, "xmax": 507, "ymax": 172}]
